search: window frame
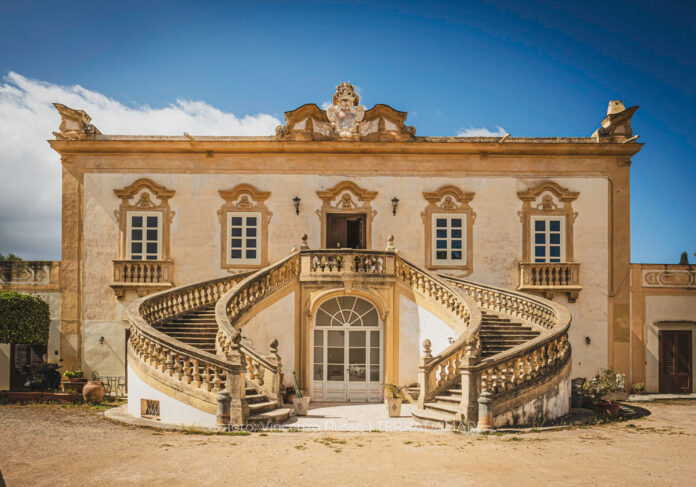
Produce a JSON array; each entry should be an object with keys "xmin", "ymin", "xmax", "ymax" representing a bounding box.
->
[
  {"xmin": 422, "ymin": 186, "xmax": 476, "ymax": 273},
  {"xmin": 431, "ymin": 213, "xmax": 467, "ymax": 266},
  {"xmin": 225, "ymin": 211, "xmax": 262, "ymax": 266},
  {"xmin": 218, "ymin": 184, "xmax": 272, "ymax": 271},
  {"xmin": 126, "ymin": 210, "xmax": 163, "ymax": 260},
  {"xmin": 517, "ymin": 181, "xmax": 579, "ymax": 264},
  {"xmin": 530, "ymin": 215, "xmax": 565, "ymax": 263}
]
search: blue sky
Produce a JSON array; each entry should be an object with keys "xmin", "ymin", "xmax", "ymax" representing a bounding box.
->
[{"xmin": 0, "ymin": 0, "xmax": 694, "ymax": 263}]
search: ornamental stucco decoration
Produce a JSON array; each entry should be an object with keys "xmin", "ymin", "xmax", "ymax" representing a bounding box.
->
[
  {"xmin": 52, "ymin": 103, "xmax": 101, "ymax": 140},
  {"xmin": 326, "ymin": 82, "xmax": 365, "ymax": 138}
]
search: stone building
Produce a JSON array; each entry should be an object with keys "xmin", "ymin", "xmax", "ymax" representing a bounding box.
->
[{"xmin": 1, "ymin": 83, "xmax": 694, "ymax": 427}]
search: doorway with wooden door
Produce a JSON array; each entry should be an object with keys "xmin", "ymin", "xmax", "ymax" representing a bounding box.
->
[
  {"xmin": 326, "ymin": 213, "xmax": 366, "ymax": 249},
  {"xmin": 659, "ymin": 330, "xmax": 692, "ymax": 393}
]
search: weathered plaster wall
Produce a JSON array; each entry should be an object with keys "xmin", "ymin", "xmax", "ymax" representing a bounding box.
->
[
  {"xmin": 398, "ymin": 293, "xmax": 457, "ymax": 385},
  {"xmin": 81, "ymin": 173, "xmax": 609, "ymax": 381},
  {"xmin": 0, "ymin": 344, "xmax": 10, "ymax": 391},
  {"xmin": 644, "ymin": 295, "xmax": 696, "ymax": 392},
  {"xmin": 127, "ymin": 364, "xmax": 217, "ymax": 427},
  {"xmin": 494, "ymin": 362, "xmax": 571, "ymax": 427},
  {"xmin": 241, "ymin": 290, "xmax": 296, "ymax": 386}
]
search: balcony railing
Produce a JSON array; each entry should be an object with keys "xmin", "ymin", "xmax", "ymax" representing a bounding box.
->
[
  {"xmin": 111, "ymin": 259, "xmax": 174, "ymax": 299},
  {"xmin": 299, "ymin": 250, "xmax": 396, "ymax": 281},
  {"xmin": 518, "ymin": 262, "xmax": 582, "ymax": 302}
]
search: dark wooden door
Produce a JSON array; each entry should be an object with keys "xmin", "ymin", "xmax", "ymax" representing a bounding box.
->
[
  {"xmin": 9, "ymin": 344, "xmax": 46, "ymax": 389},
  {"xmin": 326, "ymin": 214, "xmax": 366, "ymax": 249},
  {"xmin": 659, "ymin": 330, "xmax": 692, "ymax": 393}
]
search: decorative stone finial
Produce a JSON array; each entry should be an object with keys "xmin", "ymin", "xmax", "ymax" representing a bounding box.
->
[
  {"xmin": 423, "ymin": 339, "xmax": 432, "ymax": 359},
  {"xmin": 592, "ymin": 99, "xmax": 639, "ymax": 142},
  {"xmin": 52, "ymin": 103, "xmax": 101, "ymax": 140},
  {"xmin": 231, "ymin": 330, "xmax": 242, "ymax": 346},
  {"xmin": 300, "ymin": 234, "xmax": 309, "ymax": 250},
  {"xmin": 326, "ymin": 82, "xmax": 365, "ymax": 138},
  {"xmin": 386, "ymin": 234, "xmax": 395, "ymax": 252},
  {"xmin": 270, "ymin": 338, "xmax": 279, "ymax": 355}
]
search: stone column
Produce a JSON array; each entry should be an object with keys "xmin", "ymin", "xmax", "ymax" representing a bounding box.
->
[
  {"xmin": 417, "ymin": 339, "xmax": 433, "ymax": 409},
  {"xmin": 459, "ymin": 356, "xmax": 480, "ymax": 427}
]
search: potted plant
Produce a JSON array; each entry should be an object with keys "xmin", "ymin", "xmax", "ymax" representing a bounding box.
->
[
  {"xmin": 631, "ymin": 382, "xmax": 645, "ymax": 395},
  {"xmin": 384, "ymin": 383, "xmax": 404, "ymax": 418},
  {"xmin": 82, "ymin": 370, "xmax": 106, "ymax": 404},
  {"xmin": 583, "ymin": 368, "xmax": 628, "ymax": 417},
  {"xmin": 63, "ymin": 368, "xmax": 84, "ymax": 383},
  {"xmin": 291, "ymin": 371, "xmax": 310, "ymax": 416}
]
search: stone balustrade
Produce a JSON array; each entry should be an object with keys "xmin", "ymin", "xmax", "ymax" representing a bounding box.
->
[
  {"xmin": 127, "ymin": 272, "xmax": 253, "ymax": 424},
  {"xmin": 300, "ymin": 249, "xmax": 395, "ymax": 280},
  {"xmin": 418, "ymin": 275, "xmax": 571, "ymax": 429},
  {"xmin": 518, "ymin": 262, "xmax": 582, "ymax": 302},
  {"xmin": 216, "ymin": 253, "xmax": 301, "ymax": 405},
  {"xmin": 111, "ymin": 259, "xmax": 175, "ymax": 299},
  {"xmin": 0, "ymin": 260, "xmax": 59, "ymax": 288}
]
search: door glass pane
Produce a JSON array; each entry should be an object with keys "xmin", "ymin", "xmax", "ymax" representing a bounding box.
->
[
  {"xmin": 327, "ymin": 365, "xmax": 344, "ymax": 381},
  {"xmin": 313, "ymin": 330, "xmax": 323, "ymax": 346},
  {"xmin": 327, "ymin": 330, "xmax": 344, "ymax": 347},
  {"xmin": 313, "ymin": 347, "xmax": 322, "ymax": 363},
  {"xmin": 327, "ymin": 348, "xmax": 344, "ymax": 363},
  {"xmin": 349, "ymin": 365, "xmax": 366, "ymax": 381},
  {"xmin": 349, "ymin": 348, "xmax": 365, "ymax": 364},
  {"xmin": 370, "ymin": 348, "xmax": 379, "ymax": 364},
  {"xmin": 349, "ymin": 332, "xmax": 366, "ymax": 347},
  {"xmin": 313, "ymin": 364, "xmax": 323, "ymax": 380},
  {"xmin": 370, "ymin": 365, "xmax": 379, "ymax": 381},
  {"xmin": 370, "ymin": 331, "xmax": 379, "ymax": 345}
]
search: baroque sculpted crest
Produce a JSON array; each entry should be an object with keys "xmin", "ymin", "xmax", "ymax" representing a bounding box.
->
[
  {"xmin": 326, "ymin": 82, "xmax": 365, "ymax": 138},
  {"xmin": 276, "ymin": 82, "xmax": 415, "ymax": 141}
]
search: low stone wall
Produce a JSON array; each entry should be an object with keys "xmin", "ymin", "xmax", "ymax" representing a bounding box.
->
[{"xmin": 492, "ymin": 359, "xmax": 571, "ymax": 428}]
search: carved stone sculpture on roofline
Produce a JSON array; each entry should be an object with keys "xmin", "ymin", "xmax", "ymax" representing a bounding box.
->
[
  {"xmin": 276, "ymin": 82, "xmax": 416, "ymax": 142},
  {"xmin": 592, "ymin": 100, "xmax": 639, "ymax": 142},
  {"xmin": 52, "ymin": 103, "xmax": 101, "ymax": 140}
]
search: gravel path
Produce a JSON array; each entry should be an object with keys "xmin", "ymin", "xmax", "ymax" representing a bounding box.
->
[{"xmin": 1, "ymin": 400, "xmax": 695, "ymax": 486}]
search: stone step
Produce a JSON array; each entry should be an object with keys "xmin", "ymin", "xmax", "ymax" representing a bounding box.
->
[
  {"xmin": 249, "ymin": 401, "xmax": 280, "ymax": 414},
  {"xmin": 434, "ymin": 395, "xmax": 461, "ymax": 403},
  {"xmin": 411, "ymin": 408, "xmax": 461, "ymax": 429},
  {"xmin": 159, "ymin": 324, "xmax": 218, "ymax": 329},
  {"xmin": 424, "ymin": 401, "xmax": 460, "ymax": 415},
  {"xmin": 161, "ymin": 331, "xmax": 218, "ymax": 338},
  {"xmin": 248, "ymin": 407, "xmax": 293, "ymax": 425},
  {"xmin": 246, "ymin": 393, "xmax": 268, "ymax": 404},
  {"xmin": 480, "ymin": 331, "xmax": 538, "ymax": 337}
]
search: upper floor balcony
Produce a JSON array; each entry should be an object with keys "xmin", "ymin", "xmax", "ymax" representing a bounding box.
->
[
  {"xmin": 518, "ymin": 262, "xmax": 582, "ymax": 302},
  {"xmin": 110, "ymin": 259, "xmax": 174, "ymax": 299}
]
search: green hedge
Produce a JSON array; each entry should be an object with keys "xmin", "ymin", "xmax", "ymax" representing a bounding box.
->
[{"xmin": 0, "ymin": 291, "xmax": 50, "ymax": 345}]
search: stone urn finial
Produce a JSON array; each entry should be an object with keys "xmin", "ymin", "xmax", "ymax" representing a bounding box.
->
[
  {"xmin": 300, "ymin": 234, "xmax": 309, "ymax": 250},
  {"xmin": 423, "ymin": 339, "xmax": 432, "ymax": 359},
  {"xmin": 386, "ymin": 234, "xmax": 395, "ymax": 251},
  {"xmin": 270, "ymin": 338, "xmax": 279, "ymax": 355}
]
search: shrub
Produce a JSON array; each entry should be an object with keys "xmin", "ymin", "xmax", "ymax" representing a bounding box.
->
[
  {"xmin": 582, "ymin": 367, "xmax": 626, "ymax": 403},
  {"xmin": 0, "ymin": 291, "xmax": 50, "ymax": 345}
]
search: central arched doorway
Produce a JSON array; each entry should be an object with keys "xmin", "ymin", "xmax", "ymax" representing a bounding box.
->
[{"xmin": 310, "ymin": 295, "xmax": 383, "ymax": 402}]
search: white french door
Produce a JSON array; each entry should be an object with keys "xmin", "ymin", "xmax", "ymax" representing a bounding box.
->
[{"xmin": 310, "ymin": 296, "xmax": 383, "ymax": 402}]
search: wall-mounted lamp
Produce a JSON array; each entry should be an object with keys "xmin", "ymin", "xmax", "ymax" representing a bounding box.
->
[
  {"xmin": 391, "ymin": 197, "xmax": 399, "ymax": 216},
  {"xmin": 292, "ymin": 196, "xmax": 301, "ymax": 215},
  {"xmin": 99, "ymin": 336, "xmax": 104, "ymax": 345},
  {"xmin": 585, "ymin": 336, "xmax": 591, "ymax": 345}
]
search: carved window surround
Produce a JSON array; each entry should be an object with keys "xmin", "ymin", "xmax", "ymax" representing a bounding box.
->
[
  {"xmin": 218, "ymin": 183, "xmax": 272, "ymax": 271},
  {"xmin": 316, "ymin": 181, "xmax": 377, "ymax": 249},
  {"xmin": 517, "ymin": 181, "xmax": 581, "ymax": 301},
  {"xmin": 111, "ymin": 178, "xmax": 175, "ymax": 299},
  {"xmin": 422, "ymin": 185, "xmax": 476, "ymax": 273}
]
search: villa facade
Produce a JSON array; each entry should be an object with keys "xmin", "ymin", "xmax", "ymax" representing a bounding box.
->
[{"xmin": 2, "ymin": 83, "xmax": 694, "ymax": 427}]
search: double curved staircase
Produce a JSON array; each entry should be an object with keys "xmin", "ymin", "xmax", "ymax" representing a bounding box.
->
[{"xmin": 127, "ymin": 247, "xmax": 571, "ymax": 430}]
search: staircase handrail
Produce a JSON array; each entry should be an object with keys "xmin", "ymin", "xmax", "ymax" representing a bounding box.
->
[
  {"xmin": 441, "ymin": 276, "xmax": 572, "ymax": 425},
  {"xmin": 126, "ymin": 272, "xmax": 253, "ymax": 415},
  {"xmin": 391, "ymin": 255, "xmax": 482, "ymax": 403},
  {"xmin": 215, "ymin": 252, "xmax": 301, "ymax": 402}
]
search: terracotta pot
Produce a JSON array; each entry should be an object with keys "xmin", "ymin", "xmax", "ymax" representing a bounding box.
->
[
  {"xmin": 386, "ymin": 398, "xmax": 403, "ymax": 417},
  {"xmin": 292, "ymin": 397, "xmax": 310, "ymax": 416},
  {"xmin": 66, "ymin": 376, "xmax": 84, "ymax": 383},
  {"xmin": 597, "ymin": 400, "xmax": 621, "ymax": 417},
  {"xmin": 82, "ymin": 381, "xmax": 105, "ymax": 404}
]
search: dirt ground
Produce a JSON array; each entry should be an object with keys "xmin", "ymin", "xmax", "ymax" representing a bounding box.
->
[{"xmin": 1, "ymin": 401, "xmax": 695, "ymax": 486}]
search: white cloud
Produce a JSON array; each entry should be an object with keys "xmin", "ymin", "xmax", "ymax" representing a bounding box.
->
[
  {"xmin": 456, "ymin": 125, "xmax": 507, "ymax": 137},
  {"xmin": 0, "ymin": 72, "xmax": 280, "ymax": 259}
]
